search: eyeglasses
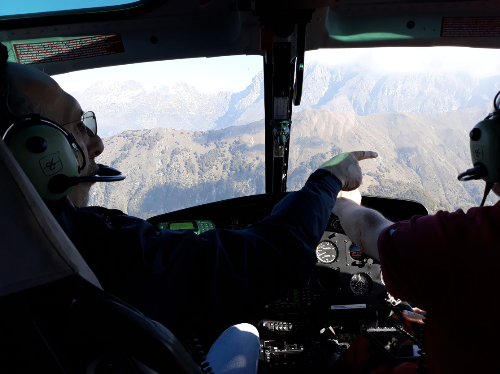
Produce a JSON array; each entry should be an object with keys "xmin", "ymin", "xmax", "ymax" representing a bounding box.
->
[{"xmin": 63, "ymin": 111, "xmax": 97, "ymax": 138}]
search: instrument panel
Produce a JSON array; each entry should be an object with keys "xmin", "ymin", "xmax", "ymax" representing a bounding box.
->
[
  {"xmin": 256, "ymin": 212, "xmax": 387, "ymax": 333},
  {"xmin": 313, "ymin": 215, "xmax": 385, "ymax": 309},
  {"xmin": 148, "ymin": 193, "xmax": 427, "ymax": 373}
]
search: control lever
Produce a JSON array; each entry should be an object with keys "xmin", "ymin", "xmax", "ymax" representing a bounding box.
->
[
  {"xmin": 319, "ymin": 325, "xmax": 336, "ymax": 339},
  {"xmin": 392, "ymin": 302, "xmax": 425, "ymax": 339},
  {"xmin": 320, "ymin": 325, "xmax": 346, "ymax": 370}
]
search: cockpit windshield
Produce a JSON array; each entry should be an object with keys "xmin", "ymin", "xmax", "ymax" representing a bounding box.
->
[{"xmin": 53, "ymin": 47, "xmax": 500, "ymax": 218}]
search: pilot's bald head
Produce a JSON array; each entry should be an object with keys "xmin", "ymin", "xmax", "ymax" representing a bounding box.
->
[
  {"xmin": 2, "ymin": 61, "xmax": 82, "ymax": 126},
  {"xmin": 1, "ymin": 47, "xmax": 46, "ymax": 134}
]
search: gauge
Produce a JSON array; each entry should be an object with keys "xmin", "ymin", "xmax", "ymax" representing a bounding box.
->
[
  {"xmin": 330, "ymin": 217, "xmax": 344, "ymax": 233},
  {"xmin": 350, "ymin": 273, "xmax": 373, "ymax": 295},
  {"xmin": 349, "ymin": 243, "xmax": 366, "ymax": 261},
  {"xmin": 315, "ymin": 241, "xmax": 339, "ymax": 264}
]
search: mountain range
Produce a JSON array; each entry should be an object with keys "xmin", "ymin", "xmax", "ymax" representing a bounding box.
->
[
  {"xmin": 75, "ymin": 59, "xmax": 500, "ymax": 217},
  {"xmin": 72, "ymin": 61, "xmax": 500, "ymax": 137},
  {"xmin": 87, "ymin": 105, "xmax": 499, "ymax": 219}
]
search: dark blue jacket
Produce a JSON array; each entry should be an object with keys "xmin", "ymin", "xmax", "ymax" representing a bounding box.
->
[{"xmin": 51, "ymin": 170, "xmax": 341, "ymax": 338}]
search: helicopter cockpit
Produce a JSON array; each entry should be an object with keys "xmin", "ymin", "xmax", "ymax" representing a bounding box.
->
[{"xmin": 1, "ymin": 0, "xmax": 500, "ymax": 373}]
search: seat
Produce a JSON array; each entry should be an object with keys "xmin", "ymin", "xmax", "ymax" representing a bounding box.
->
[{"xmin": 0, "ymin": 138, "xmax": 203, "ymax": 374}]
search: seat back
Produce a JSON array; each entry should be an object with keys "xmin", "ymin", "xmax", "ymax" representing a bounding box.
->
[
  {"xmin": 0, "ymin": 138, "xmax": 101, "ymax": 296},
  {"xmin": 0, "ymin": 139, "xmax": 202, "ymax": 374}
]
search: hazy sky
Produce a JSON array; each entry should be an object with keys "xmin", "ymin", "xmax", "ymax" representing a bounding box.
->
[
  {"xmin": 309, "ymin": 47, "xmax": 500, "ymax": 77},
  {"xmin": 53, "ymin": 47, "xmax": 500, "ymax": 94},
  {"xmin": 54, "ymin": 54, "xmax": 264, "ymax": 94}
]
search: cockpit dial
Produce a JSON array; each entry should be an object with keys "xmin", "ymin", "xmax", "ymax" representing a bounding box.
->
[
  {"xmin": 315, "ymin": 241, "xmax": 339, "ymax": 264},
  {"xmin": 349, "ymin": 243, "xmax": 366, "ymax": 261},
  {"xmin": 330, "ymin": 217, "xmax": 345, "ymax": 233},
  {"xmin": 349, "ymin": 273, "xmax": 373, "ymax": 295}
]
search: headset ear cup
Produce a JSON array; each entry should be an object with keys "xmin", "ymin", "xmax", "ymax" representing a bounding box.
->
[
  {"xmin": 469, "ymin": 118, "xmax": 500, "ymax": 184},
  {"xmin": 4, "ymin": 121, "xmax": 81, "ymax": 201}
]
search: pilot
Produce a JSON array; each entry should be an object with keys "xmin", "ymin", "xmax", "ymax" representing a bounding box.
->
[
  {"xmin": 331, "ymin": 170, "xmax": 500, "ymax": 370},
  {"xmin": 0, "ymin": 43, "xmax": 378, "ymax": 352}
]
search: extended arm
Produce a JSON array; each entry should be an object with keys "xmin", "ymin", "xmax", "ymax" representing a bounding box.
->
[{"xmin": 332, "ymin": 191, "xmax": 393, "ymax": 261}]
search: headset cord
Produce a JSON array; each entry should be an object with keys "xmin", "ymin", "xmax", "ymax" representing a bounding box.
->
[
  {"xmin": 415, "ymin": 324, "xmax": 427, "ymax": 374},
  {"xmin": 188, "ymin": 336, "xmax": 215, "ymax": 374}
]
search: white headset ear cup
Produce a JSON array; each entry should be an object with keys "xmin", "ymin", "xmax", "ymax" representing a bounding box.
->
[
  {"xmin": 470, "ymin": 118, "xmax": 500, "ymax": 184},
  {"xmin": 6, "ymin": 124, "xmax": 80, "ymax": 200}
]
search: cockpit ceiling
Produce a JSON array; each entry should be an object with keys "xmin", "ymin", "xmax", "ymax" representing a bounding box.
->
[{"xmin": 1, "ymin": 0, "xmax": 500, "ymax": 76}]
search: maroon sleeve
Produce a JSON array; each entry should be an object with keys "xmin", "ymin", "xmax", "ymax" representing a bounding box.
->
[
  {"xmin": 376, "ymin": 208, "xmax": 486, "ymax": 310},
  {"xmin": 377, "ymin": 204, "xmax": 500, "ymax": 374}
]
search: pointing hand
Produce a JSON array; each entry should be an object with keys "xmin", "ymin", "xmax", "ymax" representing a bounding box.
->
[{"xmin": 320, "ymin": 151, "xmax": 378, "ymax": 191}]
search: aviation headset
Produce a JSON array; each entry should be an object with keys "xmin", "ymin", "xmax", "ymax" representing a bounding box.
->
[
  {"xmin": 1, "ymin": 84, "xmax": 125, "ymax": 201},
  {"xmin": 458, "ymin": 90, "xmax": 500, "ymax": 206}
]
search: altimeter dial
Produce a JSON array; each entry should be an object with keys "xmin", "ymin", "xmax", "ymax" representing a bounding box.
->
[
  {"xmin": 315, "ymin": 241, "xmax": 339, "ymax": 264},
  {"xmin": 350, "ymin": 273, "xmax": 373, "ymax": 295}
]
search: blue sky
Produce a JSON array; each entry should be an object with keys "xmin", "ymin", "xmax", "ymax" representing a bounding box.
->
[{"xmin": 53, "ymin": 47, "xmax": 500, "ymax": 95}]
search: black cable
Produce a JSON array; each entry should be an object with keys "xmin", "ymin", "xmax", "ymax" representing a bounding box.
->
[
  {"xmin": 494, "ymin": 91, "xmax": 500, "ymax": 113},
  {"xmin": 480, "ymin": 182, "xmax": 494, "ymax": 207},
  {"xmin": 394, "ymin": 323, "xmax": 427, "ymax": 373}
]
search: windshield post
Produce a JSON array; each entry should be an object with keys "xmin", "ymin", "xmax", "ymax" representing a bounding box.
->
[
  {"xmin": 264, "ymin": 43, "xmax": 294, "ymax": 193},
  {"xmin": 262, "ymin": 15, "xmax": 309, "ymax": 194}
]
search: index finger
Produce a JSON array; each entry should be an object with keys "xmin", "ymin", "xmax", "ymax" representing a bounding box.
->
[
  {"xmin": 350, "ymin": 151, "xmax": 378, "ymax": 161},
  {"xmin": 402, "ymin": 310, "xmax": 426, "ymax": 325}
]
